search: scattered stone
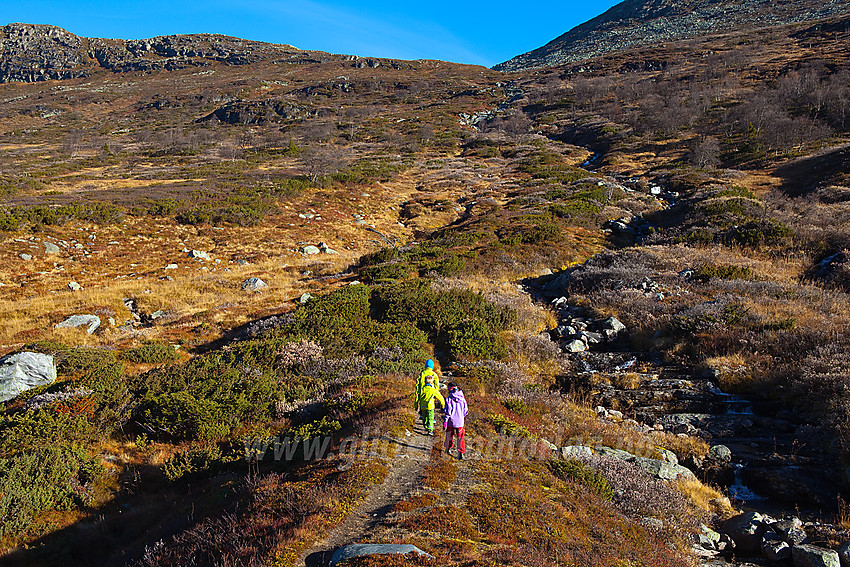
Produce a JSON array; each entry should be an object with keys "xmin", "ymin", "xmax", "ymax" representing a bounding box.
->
[
  {"xmin": 55, "ymin": 314, "xmax": 100, "ymax": 334},
  {"xmin": 761, "ymin": 531, "xmax": 791, "ymax": 562},
  {"xmin": 165, "ymin": 263, "xmax": 178, "ymax": 270},
  {"xmin": 187, "ymin": 250, "xmax": 211, "ymax": 261},
  {"xmin": 564, "ymin": 339, "xmax": 588, "ymax": 352},
  {"xmin": 43, "ymin": 242, "xmax": 60, "ymax": 254},
  {"xmin": 242, "ymin": 277, "xmax": 268, "ymax": 292},
  {"xmin": 19, "ymin": 253, "xmax": 32, "ymax": 261},
  {"xmin": 300, "ymin": 245, "xmax": 321, "ymax": 255},
  {"xmin": 329, "ymin": 544, "xmax": 432, "ymax": 566},
  {"xmin": 150, "ymin": 310, "xmax": 166, "ymax": 320},
  {"xmin": 319, "ymin": 242, "xmax": 338, "ymax": 254},
  {"xmin": 0, "ymin": 352, "xmax": 57, "ymax": 402},
  {"xmin": 299, "ymin": 292, "xmax": 313, "ymax": 303},
  {"xmin": 68, "ymin": 281, "xmax": 82, "ymax": 291},
  {"xmin": 792, "ymin": 544, "xmax": 840, "ymax": 567},
  {"xmin": 236, "ymin": 259, "xmax": 249, "ymax": 266},
  {"xmin": 579, "ymin": 331, "xmax": 604, "ymax": 345}
]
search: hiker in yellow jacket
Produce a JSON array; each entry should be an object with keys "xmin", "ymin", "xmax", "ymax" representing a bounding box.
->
[
  {"xmin": 415, "ymin": 359, "xmax": 440, "ymax": 403},
  {"xmin": 416, "ymin": 375, "xmax": 445, "ymax": 435}
]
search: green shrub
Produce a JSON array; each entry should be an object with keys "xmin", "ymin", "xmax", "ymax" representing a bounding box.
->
[
  {"xmin": 548, "ymin": 458, "xmax": 614, "ymax": 500},
  {"xmin": 120, "ymin": 343, "xmax": 180, "ymax": 364},
  {"xmin": 0, "ymin": 445, "xmax": 103, "ymax": 539},
  {"xmin": 447, "ymin": 319, "xmax": 507, "ymax": 360},
  {"xmin": 693, "ymin": 264, "xmax": 753, "ymax": 282},
  {"xmin": 162, "ymin": 444, "xmax": 226, "ymax": 481},
  {"xmin": 288, "ymin": 416, "xmax": 342, "ymax": 439},
  {"xmin": 361, "ymin": 263, "xmax": 412, "ymax": 283},
  {"xmin": 489, "ymin": 413, "xmax": 535, "ymax": 439}
]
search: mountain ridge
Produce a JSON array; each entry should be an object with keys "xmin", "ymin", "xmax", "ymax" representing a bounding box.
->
[
  {"xmin": 495, "ymin": 0, "xmax": 850, "ymax": 71},
  {"xmin": 0, "ymin": 22, "xmax": 409, "ymax": 83}
]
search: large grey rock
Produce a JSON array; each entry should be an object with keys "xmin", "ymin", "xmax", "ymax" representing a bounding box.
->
[
  {"xmin": 0, "ymin": 352, "xmax": 57, "ymax": 402},
  {"xmin": 43, "ymin": 242, "xmax": 61, "ymax": 254},
  {"xmin": 579, "ymin": 330, "xmax": 604, "ymax": 344},
  {"xmin": 762, "ymin": 531, "xmax": 792, "ymax": 561},
  {"xmin": 187, "ymin": 249, "xmax": 211, "ymax": 261},
  {"xmin": 560, "ymin": 445, "xmax": 593, "ymax": 459},
  {"xmin": 55, "ymin": 314, "xmax": 101, "ymax": 334},
  {"xmin": 721, "ymin": 512, "xmax": 766, "ymax": 553},
  {"xmin": 241, "ymin": 277, "xmax": 268, "ymax": 292},
  {"xmin": 633, "ymin": 456, "xmax": 696, "ymax": 481},
  {"xmin": 329, "ymin": 544, "xmax": 432, "ymax": 566},
  {"xmin": 19, "ymin": 253, "xmax": 32, "ymax": 261},
  {"xmin": 300, "ymin": 245, "xmax": 321, "ymax": 255},
  {"xmin": 792, "ymin": 544, "xmax": 840, "ymax": 567},
  {"xmin": 68, "ymin": 281, "xmax": 82, "ymax": 291}
]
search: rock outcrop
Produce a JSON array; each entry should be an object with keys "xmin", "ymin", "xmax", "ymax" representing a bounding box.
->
[
  {"xmin": 0, "ymin": 23, "xmax": 302, "ymax": 83},
  {"xmin": 495, "ymin": 0, "xmax": 850, "ymax": 71}
]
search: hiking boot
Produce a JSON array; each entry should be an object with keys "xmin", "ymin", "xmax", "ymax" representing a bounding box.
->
[{"xmin": 458, "ymin": 453, "xmax": 465, "ymax": 460}]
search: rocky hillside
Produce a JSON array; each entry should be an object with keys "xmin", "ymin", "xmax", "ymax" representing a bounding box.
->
[
  {"xmin": 0, "ymin": 23, "xmax": 402, "ymax": 82},
  {"xmin": 495, "ymin": 0, "xmax": 850, "ymax": 71}
]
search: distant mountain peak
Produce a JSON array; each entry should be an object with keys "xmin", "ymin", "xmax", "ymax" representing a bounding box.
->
[{"xmin": 495, "ymin": 0, "xmax": 850, "ymax": 71}]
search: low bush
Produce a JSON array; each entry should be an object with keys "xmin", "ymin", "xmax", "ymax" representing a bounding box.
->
[
  {"xmin": 120, "ymin": 343, "xmax": 180, "ymax": 364},
  {"xmin": 548, "ymin": 458, "xmax": 614, "ymax": 500}
]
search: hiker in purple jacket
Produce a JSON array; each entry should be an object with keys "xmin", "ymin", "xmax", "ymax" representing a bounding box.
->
[{"xmin": 443, "ymin": 382, "xmax": 468, "ymax": 460}]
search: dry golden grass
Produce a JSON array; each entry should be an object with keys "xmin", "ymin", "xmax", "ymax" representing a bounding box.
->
[{"xmin": 675, "ymin": 478, "xmax": 737, "ymax": 519}]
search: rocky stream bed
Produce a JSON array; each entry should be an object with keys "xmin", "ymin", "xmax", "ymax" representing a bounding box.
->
[{"xmin": 523, "ymin": 278, "xmax": 850, "ymax": 566}]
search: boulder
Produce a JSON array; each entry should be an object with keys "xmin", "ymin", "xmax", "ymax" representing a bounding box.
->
[
  {"xmin": 564, "ymin": 339, "xmax": 588, "ymax": 353},
  {"xmin": 773, "ymin": 517, "xmax": 807, "ymax": 545},
  {"xmin": 602, "ymin": 316, "xmax": 627, "ymax": 333},
  {"xmin": 19, "ymin": 253, "xmax": 32, "ymax": 260},
  {"xmin": 579, "ymin": 331, "xmax": 604, "ymax": 345},
  {"xmin": 792, "ymin": 544, "xmax": 840, "ymax": 567},
  {"xmin": 241, "ymin": 277, "xmax": 268, "ymax": 292},
  {"xmin": 55, "ymin": 314, "xmax": 101, "ymax": 334},
  {"xmin": 762, "ymin": 531, "xmax": 792, "ymax": 561},
  {"xmin": 300, "ymin": 245, "xmax": 321, "ymax": 255},
  {"xmin": 187, "ymin": 250, "xmax": 211, "ymax": 261},
  {"xmin": 165, "ymin": 263, "xmax": 178, "ymax": 270},
  {"xmin": 329, "ymin": 544, "xmax": 432, "ymax": 566},
  {"xmin": 44, "ymin": 242, "xmax": 61, "ymax": 254},
  {"xmin": 694, "ymin": 524, "xmax": 721, "ymax": 551},
  {"xmin": 68, "ymin": 281, "xmax": 82, "ymax": 291},
  {"xmin": 721, "ymin": 512, "xmax": 767, "ymax": 553},
  {"xmin": 708, "ymin": 444, "xmax": 732, "ymax": 463},
  {"xmin": 299, "ymin": 292, "xmax": 313, "ymax": 303},
  {"xmin": 0, "ymin": 352, "xmax": 57, "ymax": 402}
]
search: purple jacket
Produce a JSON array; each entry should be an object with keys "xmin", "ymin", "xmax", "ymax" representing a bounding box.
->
[{"xmin": 443, "ymin": 388, "xmax": 468, "ymax": 429}]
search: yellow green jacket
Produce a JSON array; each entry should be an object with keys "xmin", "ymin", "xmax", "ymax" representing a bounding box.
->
[
  {"xmin": 415, "ymin": 368, "xmax": 440, "ymax": 409},
  {"xmin": 416, "ymin": 384, "xmax": 445, "ymax": 411}
]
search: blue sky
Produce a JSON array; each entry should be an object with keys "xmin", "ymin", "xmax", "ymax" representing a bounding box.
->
[{"xmin": 2, "ymin": 0, "xmax": 620, "ymax": 67}]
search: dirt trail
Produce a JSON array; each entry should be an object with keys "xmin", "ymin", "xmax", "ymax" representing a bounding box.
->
[{"xmin": 299, "ymin": 418, "xmax": 442, "ymax": 567}]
